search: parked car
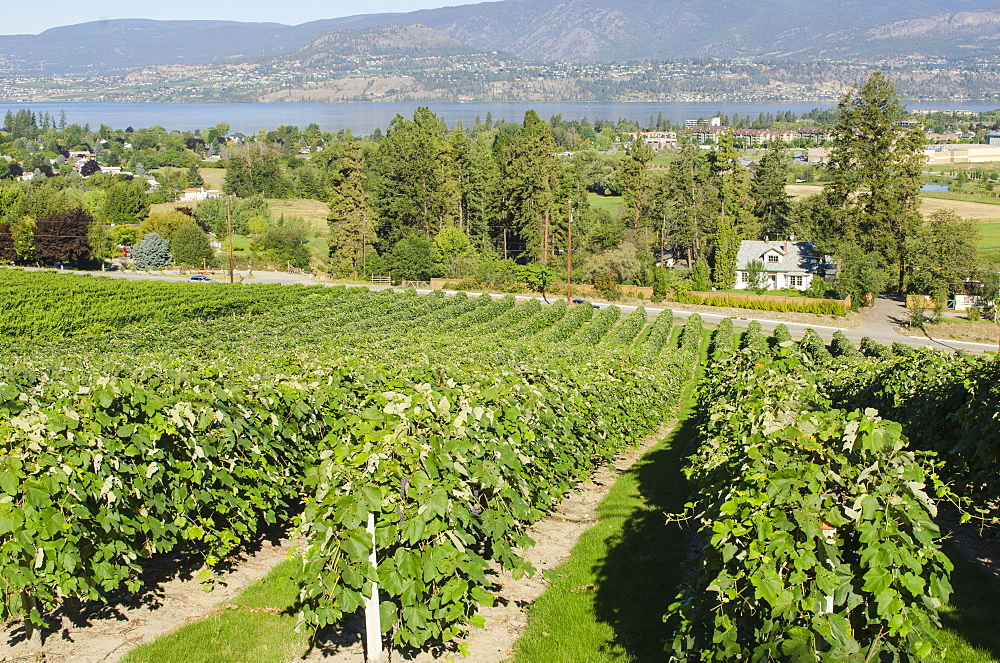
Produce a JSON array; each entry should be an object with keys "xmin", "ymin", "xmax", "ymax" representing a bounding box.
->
[{"xmin": 188, "ymin": 275, "xmax": 216, "ymax": 282}]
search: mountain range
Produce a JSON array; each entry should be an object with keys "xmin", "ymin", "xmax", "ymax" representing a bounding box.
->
[{"xmin": 2, "ymin": 0, "xmax": 1000, "ymax": 76}]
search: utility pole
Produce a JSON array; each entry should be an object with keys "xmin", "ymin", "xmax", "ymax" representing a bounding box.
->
[
  {"xmin": 502, "ymin": 228, "xmax": 508, "ymax": 261},
  {"xmin": 566, "ymin": 200, "xmax": 573, "ymax": 304},
  {"xmin": 660, "ymin": 212, "xmax": 666, "ymax": 268},
  {"xmin": 227, "ymin": 196, "xmax": 234, "ymax": 284},
  {"xmin": 542, "ymin": 210, "xmax": 550, "ymax": 263},
  {"xmin": 362, "ymin": 226, "xmax": 367, "ymax": 280}
]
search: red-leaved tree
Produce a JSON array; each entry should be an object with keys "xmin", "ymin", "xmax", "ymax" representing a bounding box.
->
[{"xmin": 34, "ymin": 208, "xmax": 93, "ymax": 265}]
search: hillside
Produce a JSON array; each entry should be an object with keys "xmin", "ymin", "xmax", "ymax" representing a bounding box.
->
[{"xmin": 3, "ymin": 0, "xmax": 1000, "ymax": 75}]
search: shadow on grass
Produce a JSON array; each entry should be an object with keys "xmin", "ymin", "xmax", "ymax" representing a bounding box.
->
[
  {"xmin": 938, "ymin": 542, "xmax": 1000, "ymax": 660},
  {"xmin": 590, "ymin": 407, "xmax": 699, "ymax": 660}
]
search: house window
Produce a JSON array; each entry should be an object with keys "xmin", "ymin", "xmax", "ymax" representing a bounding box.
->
[
  {"xmin": 740, "ymin": 272, "xmax": 749, "ymax": 283},
  {"xmin": 788, "ymin": 275, "xmax": 804, "ymax": 287},
  {"xmin": 767, "ymin": 254, "xmax": 780, "ymax": 263}
]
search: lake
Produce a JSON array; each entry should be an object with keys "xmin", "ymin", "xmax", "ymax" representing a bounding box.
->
[
  {"xmin": 1, "ymin": 100, "xmax": 996, "ymax": 135},
  {"xmin": 920, "ymin": 183, "xmax": 951, "ymax": 192}
]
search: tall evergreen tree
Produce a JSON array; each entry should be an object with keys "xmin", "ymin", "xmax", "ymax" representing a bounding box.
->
[
  {"xmin": 325, "ymin": 137, "xmax": 378, "ymax": 279},
  {"xmin": 617, "ymin": 135, "xmax": 654, "ymax": 232},
  {"xmin": 751, "ymin": 142, "xmax": 792, "ymax": 239},
  {"xmin": 186, "ymin": 165, "xmax": 204, "ymax": 188},
  {"xmin": 450, "ymin": 126, "xmax": 500, "ymax": 249},
  {"xmin": 712, "ymin": 216, "xmax": 739, "ymax": 289},
  {"xmin": 824, "ymin": 72, "xmax": 926, "ymax": 291},
  {"xmin": 368, "ymin": 107, "xmax": 460, "ymax": 243},
  {"xmin": 661, "ymin": 134, "xmax": 716, "ymax": 267},
  {"xmin": 708, "ymin": 134, "xmax": 753, "ymax": 287},
  {"xmin": 498, "ymin": 110, "xmax": 560, "ymax": 263}
]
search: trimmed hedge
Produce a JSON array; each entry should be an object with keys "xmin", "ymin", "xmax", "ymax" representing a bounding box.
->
[{"xmin": 679, "ymin": 293, "xmax": 848, "ymax": 316}]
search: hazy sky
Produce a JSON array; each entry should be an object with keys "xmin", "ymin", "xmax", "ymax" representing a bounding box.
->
[{"xmin": 2, "ymin": 1, "xmax": 461, "ymax": 35}]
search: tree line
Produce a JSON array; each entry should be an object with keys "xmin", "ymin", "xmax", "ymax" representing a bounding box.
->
[{"xmin": 0, "ymin": 74, "xmax": 988, "ymax": 303}]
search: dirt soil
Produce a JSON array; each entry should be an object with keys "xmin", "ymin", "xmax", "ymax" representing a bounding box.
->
[
  {"xmin": 0, "ymin": 536, "xmax": 297, "ymax": 663},
  {"xmin": 939, "ymin": 506, "xmax": 1000, "ymax": 579},
  {"xmin": 304, "ymin": 423, "xmax": 677, "ymax": 663},
  {"xmin": 785, "ymin": 185, "xmax": 1000, "ymax": 221}
]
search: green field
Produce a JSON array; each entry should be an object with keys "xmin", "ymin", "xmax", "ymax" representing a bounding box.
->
[
  {"xmin": 978, "ymin": 222, "xmax": 1000, "ymax": 250},
  {"xmin": 588, "ymin": 192, "xmax": 625, "ymax": 217}
]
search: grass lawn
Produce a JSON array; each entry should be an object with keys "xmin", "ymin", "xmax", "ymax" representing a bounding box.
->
[
  {"xmin": 588, "ymin": 193, "xmax": 625, "ymax": 218},
  {"xmin": 513, "ymin": 331, "xmax": 1000, "ymax": 663},
  {"xmin": 978, "ymin": 222, "xmax": 1000, "ymax": 250},
  {"xmin": 120, "ymin": 560, "xmax": 310, "ymax": 663},
  {"xmin": 513, "ymin": 334, "xmax": 704, "ymax": 663},
  {"xmin": 229, "ymin": 235, "xmax": 252, "ymax": 252},
  {"xmin": 936, "ymin": 545, "xmax": 1000, "ymax": 662},
  {"xmin": 513, "ymin": 414, "xmax": 697, "ymax": 662},
  {"xmin": 150, "ymin": 197, "xmax": 329, "ymax": 227},
  {"xmin": 198, "ymin": 168, "xmax": 225, "ymax": 190},
  {"xmin": 264, "ymin": 198, "xmax": 330, "ymax": 227},
  {"xmin": 919, "ymin": 190, "xmax": 1000, "ymax": 207}
]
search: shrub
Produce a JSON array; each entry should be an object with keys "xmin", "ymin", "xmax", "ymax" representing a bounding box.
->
[{"xmin": 131, "ymin": 232, "xmax": 171, "ymax": 270}]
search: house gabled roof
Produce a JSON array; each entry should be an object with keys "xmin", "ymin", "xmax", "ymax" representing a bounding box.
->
[{"xmin": 736, "ymin": 240, "xmax": 830, "ymax": 274}]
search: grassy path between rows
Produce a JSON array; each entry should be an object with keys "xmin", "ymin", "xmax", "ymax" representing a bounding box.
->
[
  {"xmin": 121, "ymin": 561, "xmax": 308, "ymax": 663},
  {"xmin": 511, "ymin": 364, "xmax": 701, "ymax": 662}
]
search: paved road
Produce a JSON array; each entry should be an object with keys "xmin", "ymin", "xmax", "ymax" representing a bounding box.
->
[{"xmin": 22, "ymin": 266, "xmax": 997, "ymax": 353}]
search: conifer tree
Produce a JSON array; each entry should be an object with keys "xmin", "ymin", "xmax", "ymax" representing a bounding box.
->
[
  {"xmin": 325, "ymin": 137, "xmax": 378, "ymax": 279},
  {"xmin": 617, "ymin": 135, "xmax": 654, "ymax": 232},
  {"xmin": 450, "ymin": 126, "xmax": 500, "ymax": 249},
  {"xmin": 751, "ymin": 142, "xmax": 792, "ymax": 238},
  {"xmin": 498, "ymin": 110, "xmax": 560, "ymax": 263},
  {"xmin": 186, "ymin": 165, "xmax": 204, "ymax": 188},
  {"xmin": 824, "ymin": 72, "xmax": 925, "ymax": 292},
  {"xmin": 661, "ymin": 135, "xmax": 715, "ymax": 267},
  {"xmin": 368, "ymin": 107, "xmax": 460, "ymax": 243},
  {"xmin": 709, "ymin": 134, "xmax": 753, "ymax": 288},
  {"xmin": 131, "ymin": 232, "xmax": 171, "ymax": 270}
]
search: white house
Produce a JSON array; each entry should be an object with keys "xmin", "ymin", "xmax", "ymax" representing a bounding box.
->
[
  {"xmin": 735, "ymin": 239, "xmax": 833, "ymax": 292},
  {"xmin": 179, "ymin": 187, "xmax": 222, "ymax": 202}
]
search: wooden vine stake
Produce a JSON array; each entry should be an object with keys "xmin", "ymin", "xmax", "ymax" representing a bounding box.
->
[
  {"xmin": 20, "ymin": 590, "xmax": 42, "ymax": 657},
  {"xmin": 365, "ymin": 512, "xmax": 384, "ymax": 663}
]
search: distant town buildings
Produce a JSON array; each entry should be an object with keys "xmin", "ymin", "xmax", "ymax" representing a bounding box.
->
[
  {"xmin": 923, "ymin": 144, "xmax": 1000, "ymax": 165},
  {"xmin": 625, "ymin": 131, "xmax": 678, "ymax": 149}
]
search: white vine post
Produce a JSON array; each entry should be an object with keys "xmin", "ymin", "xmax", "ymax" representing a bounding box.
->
[
  {"xmin": 365, "ymin": 512, "xmax": 384, "ymax": 663},
  {"xmin": 820, "ymin": 522, "xmax": 836, "ymax": 615}
]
